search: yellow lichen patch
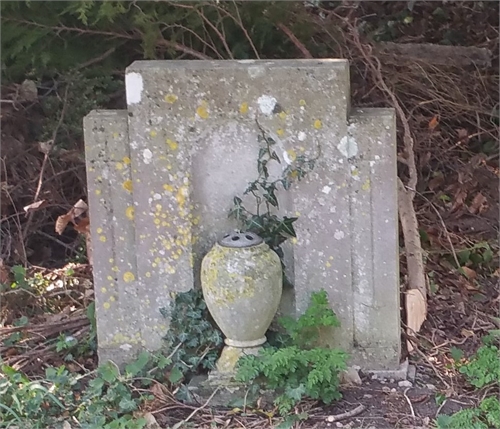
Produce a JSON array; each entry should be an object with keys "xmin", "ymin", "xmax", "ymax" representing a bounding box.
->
[
  {"xmin": 165, "ymin": 94, "xmax": 178, "ymax": 104},
  {"xmin": 239, "ymin": 102, "xmax": 249, "ymax": 114},
  {"xmin": 107, "ymin": 275, "xmax": 113, "ymax": 281},
  {"xmin": 163, "ymin": 184, "xmax": 173, "ymax": 192},
  {"xmin": 115, "ymin": 162, "xmax": 124, "ymax": 170},
  {"xmin": 111, "ymin": 266, "xmax": 119, "ymax": 272},
  {"xmin": 176, "ymin": 186, "xmax": 189, "ymax": 208},
  {"xmin": 325, "ymin": 261, "xmax": 332, "ymax": 268},
  {"xmin": 161, "ymin": 221, "xmax": 168, "ymax": 227},
  {"xmin": 99, "ymin": 235, "xmax": 107, "ymax": 242},
  {"xmin": 291, "ymin": 237, "xmax": 298, "ymax": 245},
  {"xmin": 145, "ymin": 272, "xmax": 151, "ymax": 278},
  {"xmin": 125, "ymin": 206, "xmax": 135, "ymax": 221},
  {"xmin": 103, "ymin": 302, "xmax": 111, "ymax": 309},
  {"xmin": 101, "ymin": 287, "xmax": 107, "ymax": 293},
  {"xmin": 172, "ymin": 254, "xmax": 179, "ymax": 260},
  {"xmin": 166, "ymin": 164, "xmax": 172, "ymax": 170},
  {"xmin": 154, "ymin": 218, "xmax": 161, "ymax": 225},
  {"xmin": 286, "ymin": 149, "xmax": 297, "ymax": 162},
  {"xmin": 97, "ymin": 227, "xmax": 103, "ymax": 234},
  {"xmin": 329, "ymin": 256, "xmax": 334, "ymax": 260},
  {"xmin": 150, "ymin": 130, "xmax": 157, "ymax": 137},
  {"xmin": 351, "ymin": 169, "xmax": 359, "ymax": 177},
  {"xmin": 95, "ymin": 189, "xmax": 102, "ymax": 196},
  {"xmin": 123, "ymin": 180, "xmax": 133, "ymax": 192},
  {"xmin": 290, "ymin": 170, "xmax": 298, "ymax": 179},
  {"xmin": 161, "ymin": 213, "xmax": 167, "ymax": 219},
  {"xmin": 176, "ymin": 249, "xmax": 182, "ymax": 255},
  {"xmin": 112, "ymin": 132, "xmax": 119, "ymax": 138},
  {"xmin": 155, "ymin": 204, "xmax": 162, "ymax": 211},
  {"xmin": 196, "ymin": 101, "xmax": 209, "ymax": 119},
  {"xmin": 109, "ymin": 296, "xmax": 116, "ymax": 302},
  {"xmin": 123, "ymin": 271, "xmax": 135, "ymax": 282},
  {"xmin": 362, "ymin": 179, "xmax": 371, "ymax": 191},
  {"xmin": 166, "ymin": 138, "xmax": 178, "ymax": 151},
  {"xmin": 299, "ymin": 99, "xmax": 307, "ymax": 106},
  {"xmin": 314, "ymin": 119, "xmax": 322, "ymax": 129},
  {"xmin": 277, "ymin": 128, "xmax": 285, "ymax": 137},
  {"xmin": 123, "ymin": 156, "xmax": 131, "ymax": 165}
]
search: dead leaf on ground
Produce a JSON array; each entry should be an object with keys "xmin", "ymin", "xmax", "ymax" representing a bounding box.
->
[
  {"xmin": 428, "ymin": 172, "xmax": 444, "ymax": 191},
  {"xmin": 55, "ymin": 199, "xmax": 89, "ymax": 235},
  {"xmin": 23, "ymin": 199, "xmax": 47, "ymax": 213},
  {"xmin": 461, "ymin": 328, "xmax": 475, "ymax": 338},
  {"xmin": 461, "ymin": 266, "xmax": 477, "ymax": 280},
  {"xmin": 428, "ymin": 115, "xmax": 439, "ymax": 130},
  {"xmin": 457, "ymin": 128, "xmax": 469, "ymax": 143},
  {"xmin": 468, "ymin": 192, "xmax": 488, "ymax": 214},
  {"xmin": 451, "ymin": 188, "xmax": 467, "ymax": 212},
  {"xmin": 0, "ymin": 259, "xmax": 10, "ymax": 283}
]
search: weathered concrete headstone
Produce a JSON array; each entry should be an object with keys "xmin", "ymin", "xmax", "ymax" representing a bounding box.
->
[{"xmin": 84, "ymin": 59, "xmax": 400, "ymax": 371}]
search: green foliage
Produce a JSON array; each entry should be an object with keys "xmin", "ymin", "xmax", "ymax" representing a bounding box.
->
[
  {"xmin": 229, "ymin": 122, "xmax": 319, "ymax": 286},
  {"xmin": 1, "ymin": 1, "xmax": 300, "ymax": 83},
  {"xmin": 279, "ymin": 289, "xmax": 340, "ymax": 349},
  {"xmin": 458, "ymin": 342, "xmax": 500, "ymax": 388},
  {"xmin": 436, "ymin": 397, "xmax": 500, "ymax": 429},
  {"xmin": 235, "ymin": 290, "xmax": 348, "ymax": 414},
  {"xmin": 0, "ymin": 352, "xmax": 169, "ymax": 428},
  {"xmin": 160, "ymin": 288, "xmax": 223, "ymax": 382},
  {"xmin": 437, "ymin": 331, "xmax": 500, "ymax": 429},
  {"xmin": 456, "ymin": 242, "xmax": 496, "ymax": 272},
  {"xmin": 0, "ymin": 289, "xmax": 223, "ymax": 427}
]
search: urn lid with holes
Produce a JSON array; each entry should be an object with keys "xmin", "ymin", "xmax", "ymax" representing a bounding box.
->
[{"xmin": 219, "ymin": 231, "xmax": 263, "ymax": 248}]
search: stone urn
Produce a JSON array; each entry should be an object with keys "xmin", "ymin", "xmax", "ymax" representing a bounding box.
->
[{"xmin": 201, "ymin": 231, "xmax": 282, "ymax": 376}]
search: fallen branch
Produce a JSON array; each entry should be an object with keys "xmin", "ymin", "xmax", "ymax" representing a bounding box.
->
[
  {"xmin": 375, "ymin": 42, "xmax": 492, "ymax": 68},
  {"xmin": 327, "ymin": 404, "xmax": 366, "ymax": 422}
]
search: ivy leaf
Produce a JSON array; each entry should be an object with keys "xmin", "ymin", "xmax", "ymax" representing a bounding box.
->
[
  {"xmin": 279, "ymin": 217, "xmax": 298, "ymax": 238},
  {"xmin": 263, "ymin": 187, "xmax": 279, "ymax": 208},
  {"xmin": 270, "ymin": 151, "xmax": 281, "ymax": 163},
  {"xmin": 125, "ymin": 351, "xmax": 150, "ymax": 376},
  {"xmin": 98, "ymin": 362, "xmax": 119, "ymax": 383},
  {"xmin": 168, "ymin": 367, "xmax": 183, "ymax": 384}
]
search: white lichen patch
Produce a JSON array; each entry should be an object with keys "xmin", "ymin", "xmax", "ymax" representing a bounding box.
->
[
  {"xmin": 143, "ymin": 148, "xmax": 153, "ymax": 164},
  {"xmin": 125, "ymin": 73, "xmax": 143, "ymax": 105},
  {"xmin": 337, "ymin": 136, "xmax": 358, "ymax": 159},
  {"xmin": 334, "ymin": 230, "xmax": 345, "ymax": 240},
  {"xmin": 257, "ymin": 95, "xmax": 277, "ymax": 115},
  {"xmin": 298, "ymin": 131, "xmax": 307, "ymax": 141},
  {"xmin": 321, "ymin": 185, "xmax": 332, "ymax": 194}
]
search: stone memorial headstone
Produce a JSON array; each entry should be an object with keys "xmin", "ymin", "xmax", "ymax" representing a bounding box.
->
[{"xmin": 84, "ymin": 59, "xmax": 400, "ymax": 372}]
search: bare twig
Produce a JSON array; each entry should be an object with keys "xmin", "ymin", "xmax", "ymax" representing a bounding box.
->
[
  {"xmin": 327, "ymin": 404, "xmax": 366, "ymax": 422},
  {"xmin": 23, "ymin": 84, "xmax": 70, "ymax": 242},
  {"xmin": 172, "ymin": 386, "xmax": 220, "ymax": 429},
  {"xmin": 276, "ymin": 22, "xmax": 313, "ymax": 59},
  {"xmin": 403, "ymin": 387, "xmax": 416, "ymax": 419}
]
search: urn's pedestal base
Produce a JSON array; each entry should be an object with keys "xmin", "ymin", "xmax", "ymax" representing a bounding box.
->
[
  {"xmin": 186, "ymin": 374, "xmax": 275, "ymax": 408},
  {"xmin": 214, "ymin": 344, "xmax": 262, "ymax": 376}
]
